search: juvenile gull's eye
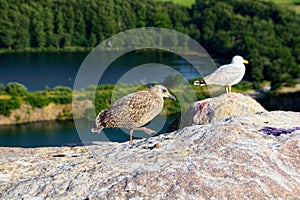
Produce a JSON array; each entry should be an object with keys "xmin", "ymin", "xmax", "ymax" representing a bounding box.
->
[{"xmin": 162, "ymin": 89, "xmax": 167, "ymax": 92}]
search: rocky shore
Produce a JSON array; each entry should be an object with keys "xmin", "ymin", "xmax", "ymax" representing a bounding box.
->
[
  {"xmin": 0, "ymin": 100, "xmax": 92, "ymax": 125},
  {"xmin": 1, "ymin": 94, "xmax": 300, "ymax": 199}
]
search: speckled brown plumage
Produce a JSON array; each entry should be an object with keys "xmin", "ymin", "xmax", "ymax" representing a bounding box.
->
[{"xmin": 91, "ymin": 85, "xmax": 176, "ymax": 144}]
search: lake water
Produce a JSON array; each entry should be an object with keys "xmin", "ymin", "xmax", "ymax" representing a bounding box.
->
[
  {"xmin": 0, "ymin": 50, "xmax": 212, "ymax": 147},
  {"xmin": 0, "ymin": 52, "xmax": 87, "ymax": 91},
  {"xmin": 0, "ymin": 116, "xmax": 177, "ymax": 147},
  {"xmin": 0, "ymin": 50, "xmax": 210, "ymax": 91}
]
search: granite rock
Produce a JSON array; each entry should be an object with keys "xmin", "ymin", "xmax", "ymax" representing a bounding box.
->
[
  {"xmin": 182, "ymin": 92, "xmax": 267, "ymax": 127},
  {"xmin": 1, "ymin": 111, "xmax": 300, "ymax": 199}
]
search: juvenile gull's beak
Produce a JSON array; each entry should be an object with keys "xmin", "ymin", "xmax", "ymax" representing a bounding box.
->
[
  {"xmin": 243, "ymin": 60, "xmax": 249, "ymax": 64},
  {"xmin": 169, "ymin": 94, "xmax": 176, "ymax": 101}
]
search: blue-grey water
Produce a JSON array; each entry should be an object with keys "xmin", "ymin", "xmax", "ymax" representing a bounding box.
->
[
  {"xmin": 0, "ymin": 52, "xmax": 87, "ymax": 91},
  {"xmin": 0, "ymin": 50, "xmax": 207, "ymax": 147},
  {"xmin": 0, "ymin": 116, "xmax": 177, "ymax": 147},
  {"xmin": 0, "ymin": 51, "xmax": 206, "ymax": 91}
]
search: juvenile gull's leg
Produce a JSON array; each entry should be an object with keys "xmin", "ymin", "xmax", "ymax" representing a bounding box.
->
[{"xmin": 129, "ymin": 127, "xmax": 156, "ymax": 144}]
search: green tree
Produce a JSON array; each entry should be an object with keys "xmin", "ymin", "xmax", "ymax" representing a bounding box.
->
[
  {"xmin": 147, "ymin": 4, "xmax": 172, "ymax": 28},
  {"xmin": 88, "ymin": 33, "xmax": 97, "ymax": 48},
  {"xmin": 25, "ymin": 93, "xmax": 50, "ymax": 108},
  {"xmin": 53, "ymin": 5, "xmax": 64, "ymax": 49},
  {"xmin": 43, "ymin": 5, "xmax": 55, "ymax": 47},
  {"xmin": 6, "ymin": 82, "xmax": 28, "ymax": 97},
  {"xmin": 0, "ymin": 96, "xmax": 20, "ymax": 117}
]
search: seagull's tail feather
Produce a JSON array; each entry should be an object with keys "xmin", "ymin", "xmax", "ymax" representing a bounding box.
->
[
  {"xmin": 194, "ymin": 80, "xmax": 206, "ymax": 86},
  {"xmin": 91, "ymin": 123, "xmax": 103, "ymax": 133}
]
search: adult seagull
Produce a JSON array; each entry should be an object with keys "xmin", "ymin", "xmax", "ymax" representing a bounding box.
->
[{"xmin": 194, "ymin": 55, "xmax": 249, "ymax": 93}]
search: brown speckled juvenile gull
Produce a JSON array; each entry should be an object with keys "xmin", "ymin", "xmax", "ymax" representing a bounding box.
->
[
  {"xmin": 91, "ymin": 85, "xmax": 176, "ymax": 144},
  {"xmin": 194, "ymin": 55, "xmax": 249, "ymax": 93}
]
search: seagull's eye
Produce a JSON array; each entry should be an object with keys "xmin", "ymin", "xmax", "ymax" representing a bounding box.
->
[{"xmin": 162, "ymin": 89, "xmax": 167, "ymax": 93}]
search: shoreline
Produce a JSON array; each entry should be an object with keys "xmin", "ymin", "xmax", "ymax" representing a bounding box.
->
[
  {"xmin": 0, "ymin": 47, "xmax": 208, "ymax": 57},
  {"xmin": 1, "ymin": 90, "xmax": 300, "ymax": 126},
  {"xmin": 0, "ymin": 47, "xmax": 92, "ymax": 55},
  {"xmin": 1, "ymin": 81, "xmax": 300, "ymax": 126}
]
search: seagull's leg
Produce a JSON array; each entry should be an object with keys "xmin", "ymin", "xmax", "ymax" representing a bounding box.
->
[
  {"xmin": 129, "ymin": 127, "xmax": 156, "ymax": 144},
  {"xmin": 133, "ymin": 127, "xmax": 156, "ymax": 135},
  {"xmin": 229, "ymin": 86, "xmax": 232, "ymax": 93},
  {"xmin": 141, "ymin": 127, "xmax": 156, "ymax": 135},
  {"xmin": 129, "ymin": 129, "xmax": 134, "ymax": 144},
  {"xmin": 225, "ymin": 86, "xmax": 229, "ymax": 94}
]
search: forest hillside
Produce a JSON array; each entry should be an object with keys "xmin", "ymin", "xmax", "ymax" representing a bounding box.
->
[{"xmin": 0, "ymin": 0, "xmax": 299, "ymax": 88}]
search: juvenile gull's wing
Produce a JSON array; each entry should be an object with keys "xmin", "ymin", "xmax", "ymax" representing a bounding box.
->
[{"xmin": 95, "ymin": 91, "xmax": 163, "ymax": 130}]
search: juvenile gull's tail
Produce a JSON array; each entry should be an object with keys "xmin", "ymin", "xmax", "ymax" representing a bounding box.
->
[
  {"xmin": 91, "ymin": 109, "xmax": 108, "ymax": 133},
  {"xmin": 91, "ymin": 123, "xmax": 103, "ymax": 133}
]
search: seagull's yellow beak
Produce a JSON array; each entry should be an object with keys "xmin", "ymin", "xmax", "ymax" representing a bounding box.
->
[{"xmin": 243, "ymin": 60, "xmax": 249, "ymax": 64}]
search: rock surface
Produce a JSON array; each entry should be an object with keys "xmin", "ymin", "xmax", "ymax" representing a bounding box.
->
[
  {"xmin": 1, "ymin": 111, "xmax": 300, "ymax": 199},
  {"xmin": 182, "ymin": 92, "xmax": 266, "ymax": 127}
]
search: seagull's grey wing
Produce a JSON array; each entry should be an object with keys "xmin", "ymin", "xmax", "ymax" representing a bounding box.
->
[{"xmin": 205, "ymin": 64, "xmax": 244, "ymax": 86}]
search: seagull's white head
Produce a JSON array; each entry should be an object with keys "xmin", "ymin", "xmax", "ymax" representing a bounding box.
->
[
  {"xmin": 150, "ymin": 85, "xmax": 176, "ymax": 101},
  {"xmin": 231, "ymin": 55, "xmax": 249, "ymax": 65}
]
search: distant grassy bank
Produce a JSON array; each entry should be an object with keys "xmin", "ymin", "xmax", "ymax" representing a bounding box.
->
[
  {"xmin": 1, "ymin": 81, "xmax": 299, "ymax": 125},
  {"xmin": 0, "ymin": 82, "xmax": 211, "ymax": 125},
  {"xmin": 0, "ymin": 83, "xmax": 74, "ymax": 123}
]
